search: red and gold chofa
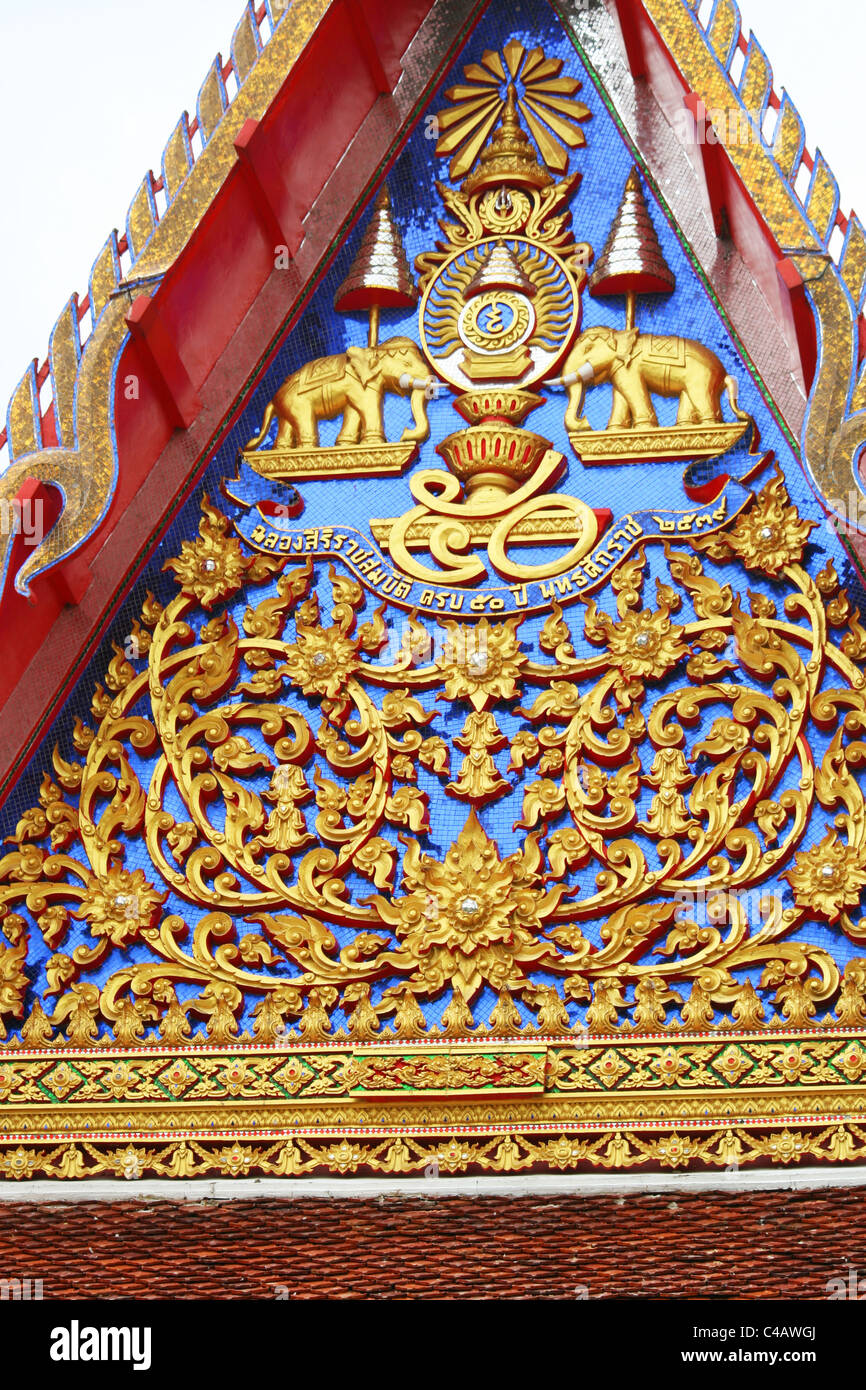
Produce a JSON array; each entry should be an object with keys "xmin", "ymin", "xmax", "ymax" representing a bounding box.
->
[{"xmin": 1, "ymin": 0, "xmax": 866, "ymax": 1182}]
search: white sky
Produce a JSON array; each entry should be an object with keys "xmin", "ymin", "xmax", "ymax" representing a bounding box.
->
[{"xmin": 0, "ymin": 0, "xmax": 863, "ymax": 418}]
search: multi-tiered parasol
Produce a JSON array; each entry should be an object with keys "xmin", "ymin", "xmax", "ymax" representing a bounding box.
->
[{"xmin": 334, "ymin": 185, "xmax": 417, "ymax": 346}]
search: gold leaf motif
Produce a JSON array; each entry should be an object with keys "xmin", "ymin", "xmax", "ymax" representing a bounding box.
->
[
  {"xmin": 242, "ymin": 559, "xmax": 312, "ymax": 639},
  {"xmin": 329, "ymin": 565, "xmax": 364, "ymax": 633},
  {"xmin": 163, "ymin": 496, "xmax": 249, "ymax": 608},
  {"xmin": 546, "ymin": 827, "xmax": 591, "ymax": 878},
  {"xmin": 539, "ymin": 602, "xmax": 574, "ymax": 660},
  {"xmin": 517, "ymin": 777, "xmax": 566, "ymax": 830},
  {"xmin": 213, "ymin": 735, "xmax": 271, "ymax": 774},
  {"xmin": 105, "ymin": 644, "xmax": 136, "ymax": 693},
  {"xmin": 166, "ymin": 821, "xmax": 198, "ymax": 862},
  {"xmin": 140, "ymin": 592, "xmax": 164, "ymax": 628},
  {"xmin": 282, "ymin": 623, "xmax": 359, "ymax": 699},
  {"xmin": 436, "ymin": 616, "xmax": 526, "ymax": 711},
  {"xmin": 371, "ymin": 810, "xmax": 565, "ymax": 1002},
  {"xmin": 357, "ymin": 603, "xmax": 388, "ymax": 654},
  {"xmin": 784, "ymin": 832, "xmax": 866, "ymax": 924},
  {"xmin": 508, "ymin": 729, "xmax": 540, "ymax": 773},
  {"xmin": 695, "ymin": 467, "xmax": 816, "ymax": 576},
  {"xmin": 419, "ymin": 736, "xmax": 450, "ymax": 776},
  {"xmin": 448, "ymin": 710, "xmax": 509, "ymax": 804},
  {"xmin": 384, "ymin": 786, "xmax": 430, "ymax": 832}
]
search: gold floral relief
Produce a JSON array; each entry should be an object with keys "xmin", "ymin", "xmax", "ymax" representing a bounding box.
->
[{"xmin": 2, "ymin": 471, "xmax": 866, "ymax": 1097}]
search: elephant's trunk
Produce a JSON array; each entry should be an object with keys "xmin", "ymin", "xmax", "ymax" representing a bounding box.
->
[
  {"xmin": 563, "ymin": 361, "xmax": 595, "ymax": 432},
  {"xmin": 400, "ymin": 385, "xmax": 431, "ymax": 443}
]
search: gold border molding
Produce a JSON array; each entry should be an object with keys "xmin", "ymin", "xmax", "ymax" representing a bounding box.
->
[
  {"xmin": 637, "ymin": 0, "xmax": 866, "ymax": 523},
  {"xmin": 0, "ymin": 0, "xmax": 331, "ymax": 597},
  {"xmin": 1, "ymin": 1031, "xmax": 866, "ymax": 1178}
]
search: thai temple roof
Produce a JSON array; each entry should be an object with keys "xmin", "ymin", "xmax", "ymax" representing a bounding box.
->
[{"xmin": 1, "ymin": 0, "xmax": 866, "ymax": 1248}]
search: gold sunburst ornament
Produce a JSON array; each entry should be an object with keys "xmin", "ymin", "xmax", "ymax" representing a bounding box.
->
[
  {"xmin": 435, "ymin": 39, "xmax": 591, "ymax": 183},
  {"xmin": 420, "ymin": 236, "xmax": 580, "ymax": 389}
]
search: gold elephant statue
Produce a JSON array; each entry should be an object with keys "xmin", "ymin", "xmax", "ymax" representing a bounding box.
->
[
  {"xmin": 247, "ymin": 336, "xmax": 435, "ymax": 450},
  {"xmin": 561, "ymin": 326, "xmax": 741, "ymax": 431}
]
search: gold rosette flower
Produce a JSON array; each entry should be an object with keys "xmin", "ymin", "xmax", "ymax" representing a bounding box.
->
[
  {"xmin": 164, "ymin": 497, "xmax": 247, "ymax": 607},
  {"xmin": 74, "ymin": 867, "xmax": 166, "ymax": 947},
  {"xmin": 436, "ymin": 616, "xmax": 526, "ymax": 711},
  {"xmin": 784, "ymin": 834, "xmax": 866, "ymax": 923},
  {"xmin": 372, "ymin": 809, "xmax": 566, "ymax": 1002},
  {"xmin": 604, "ymin": 605, "xmax": 687, "ymax": 682},
  {"xmin": 716, "ymin": 470, "xmax": 815, "ymax": 576},
  {"xmin": 281, "ymin": 624, "xmax": 360, "ymax": 699}
]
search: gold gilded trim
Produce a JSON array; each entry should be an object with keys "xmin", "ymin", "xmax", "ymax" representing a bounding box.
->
[
  {"xmin": 0, "ymin": 0, "xmax": 335, "ymax": 597},
  {"xmin": 0, "ymin": 1030, "xmax": 865, "ymax": 1178},
  {"xmin": 3, "ymin": 1121, "xmax": 864, "ymax": 1181},
  {"xmin": 640, "ymin": 0, "xmax": 866, "ymax": 527}
]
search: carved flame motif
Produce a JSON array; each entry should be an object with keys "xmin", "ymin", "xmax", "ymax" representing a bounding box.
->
[{"xmin": 3, "ymin": 469, "xmax": 866, "ymax": 1044}]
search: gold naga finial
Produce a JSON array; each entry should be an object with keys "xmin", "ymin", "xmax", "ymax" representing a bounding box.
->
[{"xmin": 334, "ymin": 184, "xmax": 417, "ymax": 346}]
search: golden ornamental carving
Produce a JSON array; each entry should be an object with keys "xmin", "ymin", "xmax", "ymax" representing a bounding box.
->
[
  {"xmin": 237, "ymin": 40, "xmax": 762, "ymax": 597},
  {"xmin": 2, "ymin": 466, "xmax": 866, "ymax": 1052},
  {"xmin": 2, "ymin": 1116, "xmax": 866, "ymax": 1180},
  {"xmin": 3, "ymin": 29, "xmax": 866, "ymax": 1182}
]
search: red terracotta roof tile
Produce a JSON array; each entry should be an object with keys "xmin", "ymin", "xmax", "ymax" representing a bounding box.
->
[{"xmin": 0, "ymin": 1189, "xmax": 862, "ymax": 1298}]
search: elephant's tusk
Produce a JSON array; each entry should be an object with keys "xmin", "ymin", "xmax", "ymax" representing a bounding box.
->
[
  {"xmin": 399, "ymin": 373, "xmax": 445, "ymax": 399},
  {"xmin": 549, "ymin": 362, "xmax": 595, "ymax": 391},
  {"xmin": 564, "ymin": 363, "xmax": 595, "ymax": 388}
]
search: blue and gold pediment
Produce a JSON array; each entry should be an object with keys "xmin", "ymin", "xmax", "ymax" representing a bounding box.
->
[{"xmin": 3, "ymin": 0, "xmax": 866, "ymax": 1182}]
